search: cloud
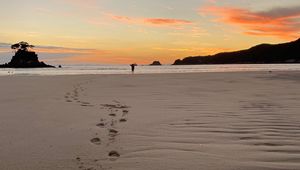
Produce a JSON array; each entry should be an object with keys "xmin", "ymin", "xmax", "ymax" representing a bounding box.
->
[
  {"xmin": 0, "ymin": 42, "xmax": 111, "ymax": 64},
  {"xmin": 35, "ymin": 46, "xmax": 107, "ymax": 55},
  {"xmin": 0, "ymin": 43, "xmax": 10, "ymax": 48},
  {"xmin": 144, "ymin": 18, "xmax": 192, "ymax": 25},
  {"xmin": 34, "ymin": 46, "xmax": 111, "ymax": 64},
  {"xmin": 0, "ymin": 42, "xmax": 171, "ymax": 64},
  {"xmin": 106, "ymin": 13, "xmax": 193, "ymax": 28},
  {"xmin": 0, "ymin": 43, "xmax": 146, "ymax": 65},
  {"xmin": 153, "ymin": 46, "xmax": 232, "ymax": 55},
  {"xmin": 201, "ymin": 6, "xmax": 300, "ymax": 39},
  {"xmin": 110, "ymin": 15, "xmax": 135, "ymax": 24}
]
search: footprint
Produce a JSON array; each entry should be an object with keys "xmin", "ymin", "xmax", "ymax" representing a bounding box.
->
[
  {"xmin": 101, "ymin": 104, "xmax": 129, "ymax": 109},
  {"xmin": 119, "ymin": 118, "xmax": 127, "ymax": 122},
  {"xmin": 109, "ymin": 129, "xmax": 118, "ymax": 133},
  {"xmin": 109, "ymin": 113, "xmax": 116, "ymax": 117},
  {"xmin": 108, "ymin": 151, "xmax": 120, "ymax": 157},
  {"xmin": 96, "ymin": 122, "xmax": 105, "ymax": 128},
  {"xmin": 81, "ymin": 101, "xmax": 93, "ymax": 106},
  {"xmin": 81, "ymin": 104, "xmax": 94, "ymax": 107},
  {"xmin": 90, "ymin": 138, "xmax": 101, "ymax": 145},
  {"xmin": 122, "ymin": 110, "xmax": 129, "ymax": 117},
  {"xmin": 109, "ymin": 129, "xmax": 118, "ymax": 137},
  {"xmin": 75, "ymin": 157, "xmax": 86, "ymax": 170}
]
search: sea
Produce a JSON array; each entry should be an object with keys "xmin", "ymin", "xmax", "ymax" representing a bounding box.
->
[{"xmin": 1, "ymin": 64, "xmax": 300, "ymax": 76}]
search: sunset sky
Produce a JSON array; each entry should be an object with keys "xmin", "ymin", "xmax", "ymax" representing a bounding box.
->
[{"xmin": 0, "ymin": 0, "xmax": 300, "ymax": 65}]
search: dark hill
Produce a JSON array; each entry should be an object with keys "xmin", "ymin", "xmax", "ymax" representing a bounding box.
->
[
  {"xmin": 173, "ymin": 38, "xmax": 300, "ymax": 65},
  {"xmin": 150, "ymin": 61, "xmax": 162, "ymax": 66}
]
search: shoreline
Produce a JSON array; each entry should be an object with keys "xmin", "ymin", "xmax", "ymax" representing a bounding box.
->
[
  {"xmin": 0, "ymin": 69, "xmax": 300, "ymax": 77},
  {"xmin": 1, "ymin": 64, "xmax": 300, "ymax": 77}
]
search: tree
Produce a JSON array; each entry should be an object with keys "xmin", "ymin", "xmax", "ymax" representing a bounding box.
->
[{"xmin": 11, "ymin": 41, "xmax": 35, "ymax": 52}]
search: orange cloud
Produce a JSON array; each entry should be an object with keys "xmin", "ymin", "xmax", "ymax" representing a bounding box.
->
[
  {"xmin": 144, "ymin": 18, "xmax": 192, "ymax": 25},
  {"xmin": 35, "ymin": 46, "xmax": 108, "ymax": 55},
  {"xmin": 110, "ymin": 15, "xmax": 134, "ymax": 23},
  {"xmin": 106, "ymin": 13, "xmax": 193, "ymax": 28},
  {"xmin": 33, "ymin": 46, "xmax": 113, "ymax": 64},
  {"xmin": 39, "ymin": 46, "xmax": 137, "ymax": 64},
  {"xmin": 201, "ymin": 6, "xmax": 300, "ymax": 39},
  {"xmin": 153, "ymin": 47, "xmax": 232, "ymax": 55}
]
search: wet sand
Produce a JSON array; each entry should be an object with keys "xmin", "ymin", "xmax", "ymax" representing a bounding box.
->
[{"xmin": 0, "ymin": 72, "xmax": 299, "ymax": 170}]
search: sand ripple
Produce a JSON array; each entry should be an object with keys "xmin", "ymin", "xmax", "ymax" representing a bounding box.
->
[{"xmin": 122, "ymin": 98, "xmax": 300, "ymax": 169}]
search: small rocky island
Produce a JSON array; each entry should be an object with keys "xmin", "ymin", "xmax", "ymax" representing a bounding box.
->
[
  {"xmin": 0, "ymin": 42, "xmax": 54, "ymax": 68},
  {"xmin": 150, "ymin": 61, "xmax": 162, "ymax": 66}
]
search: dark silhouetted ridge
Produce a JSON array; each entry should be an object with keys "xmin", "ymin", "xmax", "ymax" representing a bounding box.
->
[{"xmin": 173, "ymin": 38, "xmax": 300, "ymax": 65}]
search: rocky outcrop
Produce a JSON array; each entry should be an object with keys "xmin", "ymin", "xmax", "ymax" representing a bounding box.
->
[
  {"xmin": 0, "ymin": 42, "xmax": 54, "ymax": 68},
  {"xmin": 174, "ymin": 38, "xmax": 300, "ymax": 65},
  {"xmin": 150, "ymin": 61, "xmax": 162, "ymax": 66}
]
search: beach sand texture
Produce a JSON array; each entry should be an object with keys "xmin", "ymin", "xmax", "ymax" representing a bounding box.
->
[{"xmin": 0, "ymin": 72, "xmax": 299, "ymax": 170}]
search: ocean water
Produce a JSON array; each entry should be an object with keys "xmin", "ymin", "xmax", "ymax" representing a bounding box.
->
[{"xmin": 1, "ymin": 64, "xmax": 300, "ymax": 76}]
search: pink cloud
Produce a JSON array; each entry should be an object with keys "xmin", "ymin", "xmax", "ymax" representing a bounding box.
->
[
  {"xmin": 201, "ymin": 6, "xmax": 300, "ymax": 39},
  {"xmin": 144, "ymin": 18, "xmax": 192, "ymax": 25},
  {"xmin": 110, "ymin": 15, "xmax": 135, "ymax": 24},
  {"xmin": 106, "ymin": 13, "xmax": 193, "ymax": 28}
]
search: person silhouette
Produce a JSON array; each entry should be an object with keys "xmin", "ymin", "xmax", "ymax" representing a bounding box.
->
[{"xmin": 130, "ymin": 64, "xmax": 136, "ymax": 73}]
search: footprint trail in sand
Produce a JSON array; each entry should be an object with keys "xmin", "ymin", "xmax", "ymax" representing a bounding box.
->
[
  {"xmin": 65, "ymin": 81, "xmax": 130, "ymax": 169},
  {"xmin": 64, "ymin": 80, "xmax": 94, "ymax": 107}
]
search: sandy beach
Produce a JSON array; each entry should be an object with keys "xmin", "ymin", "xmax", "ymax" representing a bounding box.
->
[{"xmin": 0, "ymin": 71, "xmax": 300, "ymax": 170}]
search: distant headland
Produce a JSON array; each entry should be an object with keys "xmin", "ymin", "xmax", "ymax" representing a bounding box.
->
[
  {"xmin": 173, "ymin": 38, "xmax": 300, "ymax": 65},
  {"xmin": 0, "ymin": 42, "xmax": 54, "ymax": 68}
]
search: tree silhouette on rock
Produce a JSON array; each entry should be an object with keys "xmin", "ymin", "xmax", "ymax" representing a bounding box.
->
[
  {"xmin": 11, "ymin": 41, "xmax": 35, "ymax": 52},
  {"xmin": 0, "ymin": 41, "xmax": 54, "ymax": 68}
]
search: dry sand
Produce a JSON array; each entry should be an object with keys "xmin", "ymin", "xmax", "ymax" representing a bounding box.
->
[{"xmin": 0, "ymin": 72, "xmax": 299, "ymax": 170}]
